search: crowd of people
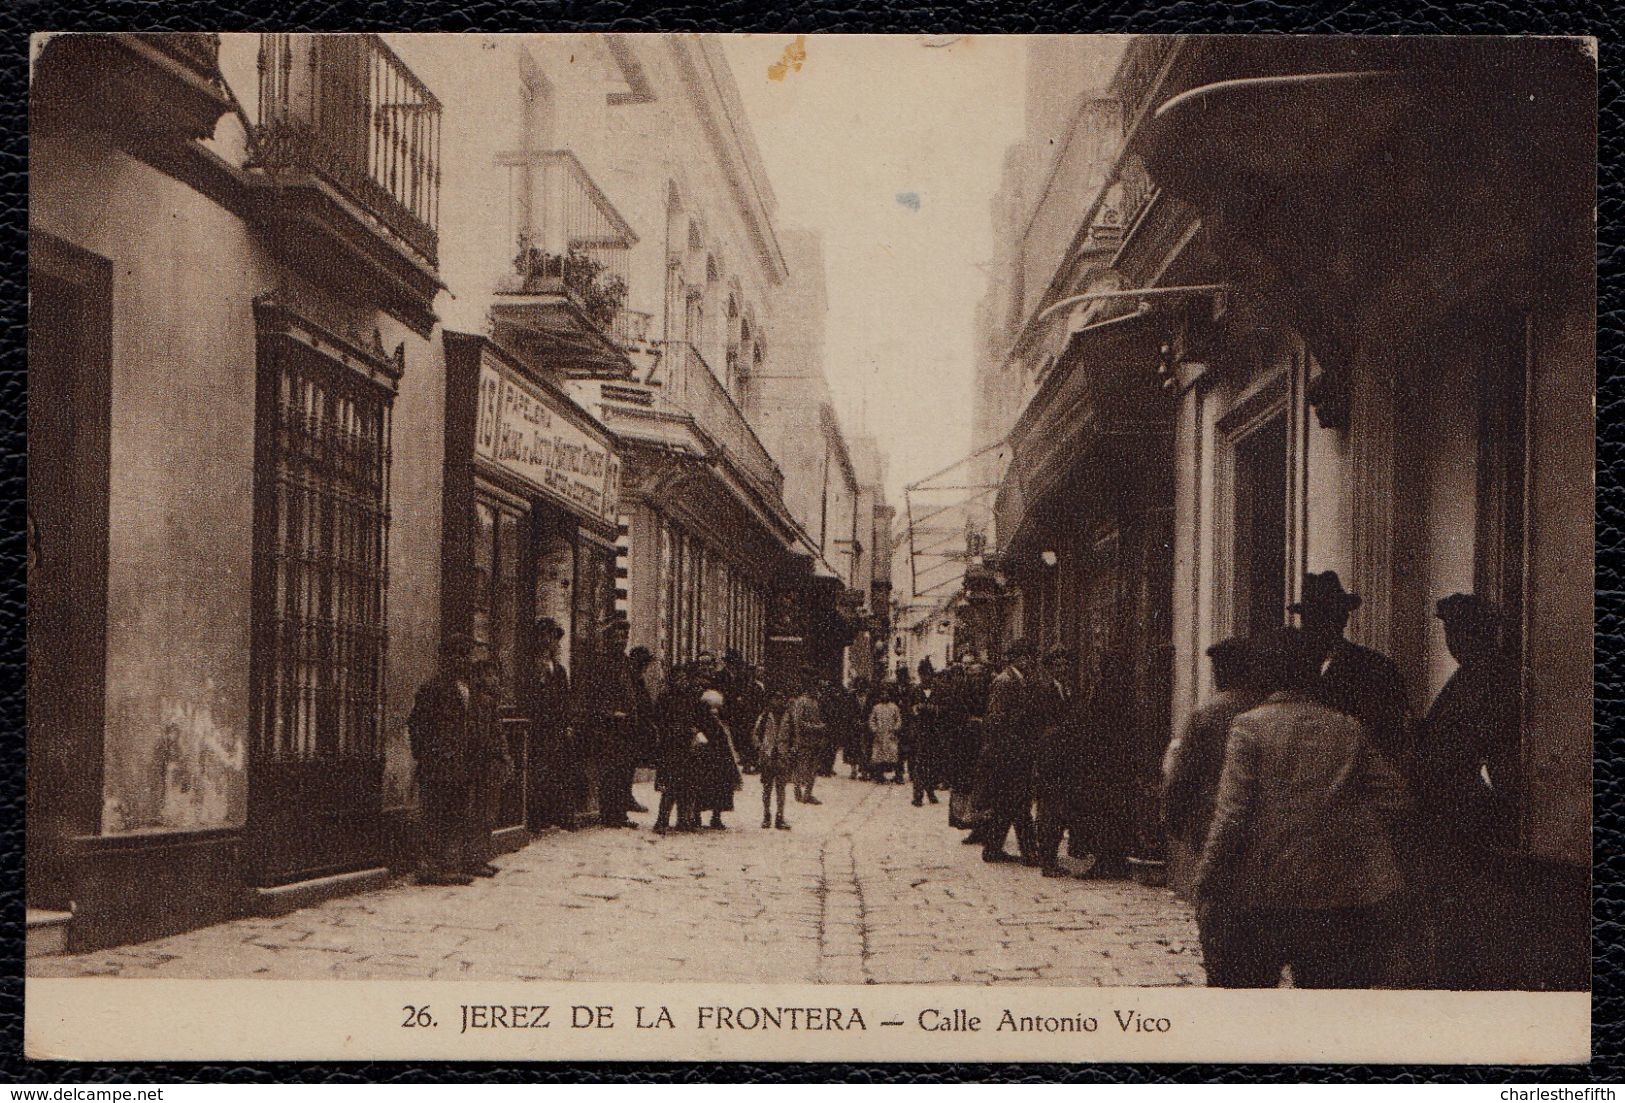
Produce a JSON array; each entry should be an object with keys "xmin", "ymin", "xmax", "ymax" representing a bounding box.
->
[{"xmin": 406, "ymin": 569, "xmax": 1517, "ymax": 991}]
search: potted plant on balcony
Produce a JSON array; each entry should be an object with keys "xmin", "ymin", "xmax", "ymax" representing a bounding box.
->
[{"xmin": 512, "ymin": 240, "xmax": 628, "ymax": 332}]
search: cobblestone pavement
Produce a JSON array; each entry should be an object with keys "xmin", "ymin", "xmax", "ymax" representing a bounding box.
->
[{"xmin": 30, "ymin": 777, "xmax": 1204, "ymax": 986}]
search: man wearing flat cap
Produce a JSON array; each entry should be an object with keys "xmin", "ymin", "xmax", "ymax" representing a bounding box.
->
[
  {"xmin": 1414, "ymin": 592, "xmax": 1520, "ymax": 989},
  {"xmin": 1292, "ymin": 572, "xmax": 1410, "ymax": 766},
  {"xmin": 1162, "ymin": 635, "xmax": 1264, "ymax": 854}
]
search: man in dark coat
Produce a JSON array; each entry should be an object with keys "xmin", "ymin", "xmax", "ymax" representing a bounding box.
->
[
  {"xmin": 653, "ymin": 661, "xmax": 701, "ymax": 834},
  {"xmin": 587, "ymin": 616, "xmax": 642, "ymax": 828},
  {"xmin": 1031, "ymin": 646, "xmax": 1086, "ymax": 876},
  {"xmin": 977, "ymin": 639, "xmax": 1042, "ymax": 864},
  {"xmin": 721, "ymin": 650, "xmax": 764, "ymax": 775},
  {"xmin": 909, "ymin": 666, "xmax": 944, "ymax": 807},
  {"xmin": 844, "ymin": 677, "xmax": 872, "ymax": 778},
  {"xmin": 1162, "ymin": 636, "xmax": 1262, "ymax": 852},
  {"xmin": 1414, "ymin": 593, "xmax": 1521, "ymax": 989},
  {"xmin": 525, "ymin": 617, "xmax": 578, "ymax": 831},
  {"xmin": 462, "ymin": 657, "xmax": 512, "ymax": 877},
  {"xmin": 1293, "ymin": 571, "xmax": 1410, "ymax": 766},
  {"xmin": 408, "ymin": 634, "xmax": 477, "ymax": 885}
]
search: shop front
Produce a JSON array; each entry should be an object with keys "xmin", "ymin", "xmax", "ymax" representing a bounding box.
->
[
  {"xmin": 998, "ymin": 308, "xmax": 1177, "ymax": 863},
  {"xmin": 442, "ymin": 333, "xmax": 622, "ymax": 838},
  {"xmin": 1144, "ymin": 43, "xmax": 1592, "ymax": 987}
]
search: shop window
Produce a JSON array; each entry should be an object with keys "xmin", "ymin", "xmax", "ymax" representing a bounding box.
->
[
  {"xmin": 471, "ymin": 495, "xmax": 526, "ymax": 701},
  {"xmin": 1232, "ymin": 416, "xmax": 1289, "ymax": 637}
]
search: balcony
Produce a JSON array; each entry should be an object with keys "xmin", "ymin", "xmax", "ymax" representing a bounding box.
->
[
  {"xmin": 491, "ymin": 150, "xmax": 641, "ymax": 377},
  {"xmin": 33, "ymin": 33, "xmax": 234, "ymax": 144},
  {"xmin": 246, "ymin": 34, "xmax": 442, "ymax": 334},
  {"xmin": 660, "ymin": 341, "xmax": 785, "ymax": 501}
]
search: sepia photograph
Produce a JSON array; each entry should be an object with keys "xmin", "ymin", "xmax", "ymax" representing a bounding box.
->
[{"xmin": 23, "ymin": 31, "xmax": 1595, "ymax": 1064}]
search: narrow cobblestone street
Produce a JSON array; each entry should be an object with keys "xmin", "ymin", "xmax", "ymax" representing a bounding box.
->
[{"xmin": 31, "ymin": 778, "xmax": 1202, "ymax": 986}]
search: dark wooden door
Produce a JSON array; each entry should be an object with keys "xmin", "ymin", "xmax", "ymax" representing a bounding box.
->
[{"xmin": 27, "ymin": 236, "xmax": 113, "ymax": 907}]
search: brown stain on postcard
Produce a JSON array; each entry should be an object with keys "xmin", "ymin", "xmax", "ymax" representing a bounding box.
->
[{"xmin": 767, "ymin": 35, "xmax": 807, "ymax": 81}]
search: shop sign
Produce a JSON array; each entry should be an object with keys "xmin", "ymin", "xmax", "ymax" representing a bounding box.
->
[{"xmin": 475, "ymin": 359, "xmax": 620, "ymax": 525}]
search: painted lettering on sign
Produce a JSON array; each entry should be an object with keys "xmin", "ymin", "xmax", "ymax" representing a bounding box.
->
[{"xmin": 474, "ymin": 360, "xmax": 620, "ymax": 524}]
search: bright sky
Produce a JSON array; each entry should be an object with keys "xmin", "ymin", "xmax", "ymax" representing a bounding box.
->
[{"xmin": 719, "ymin": 35, "xmax": 1027, "ymax": 505}]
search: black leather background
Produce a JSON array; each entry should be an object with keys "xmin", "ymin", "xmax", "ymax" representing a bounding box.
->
[{"xmin": 0, "ymin": 0, "xmax": 1616, "ymax": 1083}]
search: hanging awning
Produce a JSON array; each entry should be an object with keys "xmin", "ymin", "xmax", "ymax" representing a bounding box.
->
[
  {"xmin": 1141, "ymin": 42, "xmax": 1594, "ymax": 380},
  {"xmin": 998, "ymin": 307, "xmax": 1176, "ymax": 557}
]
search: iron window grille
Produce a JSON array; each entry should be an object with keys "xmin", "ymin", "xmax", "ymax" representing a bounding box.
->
[{"xmin": 252, "ymin": 315, "xmax": 395, "ymax": 764}]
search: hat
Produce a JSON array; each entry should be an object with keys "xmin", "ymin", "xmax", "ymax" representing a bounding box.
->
[
  {"xmin": 1205, "ymin": 636, "xmax": 1249, "ymax": 660},
  {"xmin": 1289, "ymin": 571, "xmax": 1362, "ymax": 615},
  {"xmin": 443, "ymin": 630, "xmax": 475, "ymax": 653},
  {"xmin": 534, "ymin": 616, "xmax": 565, "ymax": 640},
  {"xmin": 1006, "ymin": 638, "xmax": 1035, "ymax": 660},
  {"xmin": 1436, "ymin": 593, "xmax": 1499, "ymax": 629}
]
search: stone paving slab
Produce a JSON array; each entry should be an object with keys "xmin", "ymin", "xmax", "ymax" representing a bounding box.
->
[{"xmin": 29, "ymin": 777, "xmax": 1202, "ymax": 986}]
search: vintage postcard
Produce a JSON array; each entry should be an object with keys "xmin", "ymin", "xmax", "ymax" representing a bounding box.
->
[{"xmin": 24, "ymin": 32, "xmax": 1594, "ymax": 1064}]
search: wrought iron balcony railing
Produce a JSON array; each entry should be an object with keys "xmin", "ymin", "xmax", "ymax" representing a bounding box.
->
[
  {"xmin": 502, "ymin": 148, "xmax": 638, "ymax": 349},
  {"xmin": 660, "ymin": 340, "xmax": 784, "ymax": 499},
  {"xmin": 253, "ymin": 33, "xmax": 442, "ymax": 265}
]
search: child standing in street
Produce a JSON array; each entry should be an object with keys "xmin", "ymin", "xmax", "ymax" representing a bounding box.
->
[{"xmin": 752, "ymin": 690, "xmax": 794, "ymax": 830}]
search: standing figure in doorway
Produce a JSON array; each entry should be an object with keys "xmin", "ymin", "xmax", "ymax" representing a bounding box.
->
[
  {"xmin": 408, "ymin": 634, "xmax": 477, "ymax": 886},
  {"xmin": 525, "ymin": 617, "xmax": 576, "ymax": 832},
  {"xmin": 462, "ymin": 657, "xmax": 512, "ymax": 877},
  {"xmin": 589, "ymin": 616, "xmax": 641, "ymax": 829},
  {"xmin": 1414, "ymin": 593, "xmax": 1521, "ymax": 989}
]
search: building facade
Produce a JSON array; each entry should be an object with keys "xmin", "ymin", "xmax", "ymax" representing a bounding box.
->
[{"xmin": 28, "ymin": 32, "xmax": 876, "ymax": 952}]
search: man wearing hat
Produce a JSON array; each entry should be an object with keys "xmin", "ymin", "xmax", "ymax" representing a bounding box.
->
[
  {"xmin": 1162, "ymin": 636, "xmax": 1263, "ymax": 853},
  {"xmin": 1414, "ymin": 593, "xmax": 1519, "ymax": 989},
  {"xmin": 526, "ymin": 616, "xmax": 577, "ymax": 832},
  {"xmin": 1031, "ymin": 645, "xmax": 1090, "ymax": 877},
  {"xmin": 587, "ymin": 614, "xmax": 642, "ymax": 828},
  {"xmin": 1292, "ymin": 571, "xmax": 1410, "ymax": 766},
  {"xmin": 977, "ymin": 638, "xmax": 1042, "ymax": 864},
  {"xmin": 407, "ymin": 633, "xmax": 478, "ymax": 885}
]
